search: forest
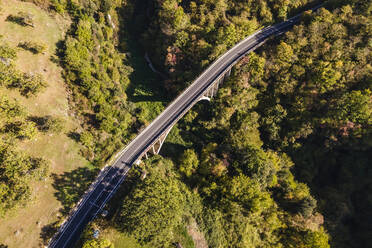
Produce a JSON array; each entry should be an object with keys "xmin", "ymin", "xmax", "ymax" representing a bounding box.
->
[{"xmin": 0, "ymin": 0, "xmax": 371, "ymax": 247}]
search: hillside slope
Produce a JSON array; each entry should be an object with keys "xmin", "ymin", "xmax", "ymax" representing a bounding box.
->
[{"xmin": 0, "ymin": 1, "xmax": 88, "ymax": 247}]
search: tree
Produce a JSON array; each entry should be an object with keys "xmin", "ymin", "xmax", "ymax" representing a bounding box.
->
[
  {"xmin": 283, "ymin": 228, "xmax": 330, "ymax": 248},
  {"xmin": 178, "ymin": 149, "xmax": 199, "ymax": 177},
  {"xmin": 332, "ymin": 90, "xmax": 372, "ymax": 125},
  {"xmin": 199, "ymin": 143, "xmax": 226, "ymax": 177},
  {"xmin": 0, "ymin": 141, "xmax": 49, "ymax": 216},
  {"xmin": 118, "ymin": 159, "xmax": 186, "ymax": 247},
  {"xmin": 298, "ymin": 196, "xmax": 317, "ymax": 218},
  {"xmin": 224, "ymin": 174, "xmax": 273, "ymax": 214}
]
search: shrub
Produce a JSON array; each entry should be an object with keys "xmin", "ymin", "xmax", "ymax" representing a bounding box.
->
[
  {"xmin": 18, "ymin": 41, "xmax": 47, "ymax": 54},
  {"xmin": 6, "ymin": 11, "xmax": 34, "ymax": 27},
  {"xmin": 0, "ymin": 59, "xmax": 47, "ymax": 97},
  {"xmin": 80, "ymin": 131, "xmax": 94, "ymax": 148},
  {"xmin": 0, "ymin": 63, "xmax": 19, "ymax": 86},
  {"xmin": 16, "ymin": 73, "xmax": 47, "ymax": 97},
  {"xmin": 29, "ymin": 115, "xmax": 64, "ymax": 133},
  {"xmin": 3, "ymin": 120, "xmax": 38, "ymax": 140},
  {"xmin": 0, "ymin": 44, "xmax": 17, "ymax": 60},
  {"xmin": 51, "ymin": 0, "xmax": 67, "ymax": 14}
]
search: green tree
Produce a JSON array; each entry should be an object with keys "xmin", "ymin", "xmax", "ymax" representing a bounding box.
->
[
  {"xmin": 80, "ymin": 131, "xmax": 94, "ymax": 148},
  {"xmin": 118, "ymin": 159, "xmax": 186, "ymax": 247},
  {"xmin": 283, "ymin": 228, "xmax": 330, "ymax": 248},
  {"xmin": 0, "ymin": 141, "xmax": 49, "ymax": 216},
  {"xmin": 332, "ymin": 90, "xmax": 372, "ymax": 125},
  {"xmin": 178, "ymin": 149, "xmax": 199, "ymax": 177}
]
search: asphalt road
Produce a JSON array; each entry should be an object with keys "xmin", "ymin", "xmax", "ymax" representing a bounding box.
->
[{"xmin": 48, "ymin": 10, "xmax": 311, "ymax": 248}]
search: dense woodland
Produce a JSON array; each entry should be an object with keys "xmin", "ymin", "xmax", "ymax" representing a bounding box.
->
[
  {"xmin": 109, "ymin": 0, "xmax": 369, "ymax": 247},
  {"xmin": 0, "ymin": 0, "xmax": 371, "ymax": 247},
  {"xmin": 54, "ymin": 0, "xmax": 136, "ymax": 167}
]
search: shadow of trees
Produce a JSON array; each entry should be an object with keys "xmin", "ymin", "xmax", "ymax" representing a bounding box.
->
[
  {"xmin": 38, "ymin": 166, "xmax": 99, "ymax": 245},
  {"xmin": 117, "ymin": 1, "xmax": 168, "ymax": 104},
  {"xmin": 39, "ymin": 220, "xmax": 60, "ymax": 246},
  {"xmin": 67, "ymin": 131, "xmax": 81, "ymax": 142},
  {"xmin": 5, "ymin": 12, "xmax": 34, "ymax": 27},
  {"xmin": 123, "ymin": 37, "xmax": 167, "ymax": 104},
  {"xmin": 51, "ymin": 166, "xmax": 99, "ymax": 215}
]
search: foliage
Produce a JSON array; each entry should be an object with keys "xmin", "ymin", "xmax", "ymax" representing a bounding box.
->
[
  {"xmin": 2, "ymin": 1, "xmax": 365, "ymax": 247},
  {"xmin": 178, "ymin": 148, "xmax": 199, "ymax": 177},
  {"xmin": 12, "ymin": 73, "xmax": 47, "ymax": 97},
  {"xmin": 0, "ymin": 43, "xmax": 17, "ymax": 60},
  {"xmin": 0, "ymin": 141, "xmax": 49, "ymax": 217},
  {"xmin": 0, "ymin": 96, "xmax": 25, "ymax": 122},
  {"xmin": 249, "ymin": 3, "xmax": 372, "ymax": 247},
  {"xmin": 143, "ymin": 0, "xmax": 316, "ymax": 92},
  {"xmin": 0, "ymin": 42, "xmax": 47, "ymax": 97},
  {"xmin": 0, "ymin": 96, "xmax": 37, "ymax": 140},
  {"xmin": 60, "ymin": 0, "xmax": 135, "ymax": 166},
  {"xmin": 111, "ymin": 2, "xmax": 332, "ymax": 247},
  {"xmin": 81, "ymin": 223, "xmax": 114, "ymax": 248},
  {"xmin": 0, "ymin": 97, "xmax": 50, "ymax": 217},
  {"xmin": 118, "ymin": 158, "xmax": 187, "ymax": 247},
  {"xmin": 82, "ymin": 239, "xmax": 113, "ymax": 248},
  {"xmin": 283, "ymin": 228, "xmax": 330, "ymax": 248}
]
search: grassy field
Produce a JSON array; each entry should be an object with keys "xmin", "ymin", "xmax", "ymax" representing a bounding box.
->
[
  {"xmin": 100, "ymin": 227, "xmax": 147, "ymax": 248},
  {"xmin": 0, "ymin": 1, "xmax": 89, "ymax": 247}
]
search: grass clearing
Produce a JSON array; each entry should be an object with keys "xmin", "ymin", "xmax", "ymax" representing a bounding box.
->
[
  {"xmin": 123, "ymin": 35, "xmax": 166, "ymax": 125},
  {"xmin": 0, "ymin": 1, "xmax": 89, "ymax": 247},
  {"xmin": 100, "ymin": 227, "xmax": 147, "ymax": 248},
  {"xmin": 174, "ymin": 224, "xmax": 195, "ymax": 248}
]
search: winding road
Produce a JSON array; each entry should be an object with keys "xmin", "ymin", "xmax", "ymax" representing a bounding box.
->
[{"xmin": 48, "ymin": 7, "xmax": 319, "ymax": 248}]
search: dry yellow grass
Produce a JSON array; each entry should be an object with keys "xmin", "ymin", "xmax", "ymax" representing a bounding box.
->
[{"xmin": 0, "ymin": 0, "xmax": 89, "ymax": 247}]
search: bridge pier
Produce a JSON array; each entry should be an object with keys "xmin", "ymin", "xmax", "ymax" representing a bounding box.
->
[
  {"xmin": 140, "ymin": 128, "xmax": 171, "ymax": 161},
  {"xmin": 225, "ymin": 67, "xmax": 231, "ymax": 77},
  {"xmin": 140, "ymin": 67, "xmax": 233, "ymax": 161},
  {"xmin": 199, "ymin": 68, "xmax": 229, "ymax": 102}
]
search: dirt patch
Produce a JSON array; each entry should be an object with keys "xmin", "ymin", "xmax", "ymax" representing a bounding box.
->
[{"xmin": 187, "ymin": 218, "xmax": 208, "ymax": 248}]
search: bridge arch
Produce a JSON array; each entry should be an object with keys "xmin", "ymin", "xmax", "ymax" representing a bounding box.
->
[{"xmin": 137, "ymin": 67, "xmax": 232, "ymax": 162}]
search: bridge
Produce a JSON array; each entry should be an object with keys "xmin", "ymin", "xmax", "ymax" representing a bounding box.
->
[{"xmin": 48, "ymin": 7, "xmax": 319, "ymax": 248}]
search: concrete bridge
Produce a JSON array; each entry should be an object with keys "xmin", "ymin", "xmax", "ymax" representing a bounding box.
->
[{"xmin": 48, "ymin": 6, "xmax": 321, "ymax": 248}]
